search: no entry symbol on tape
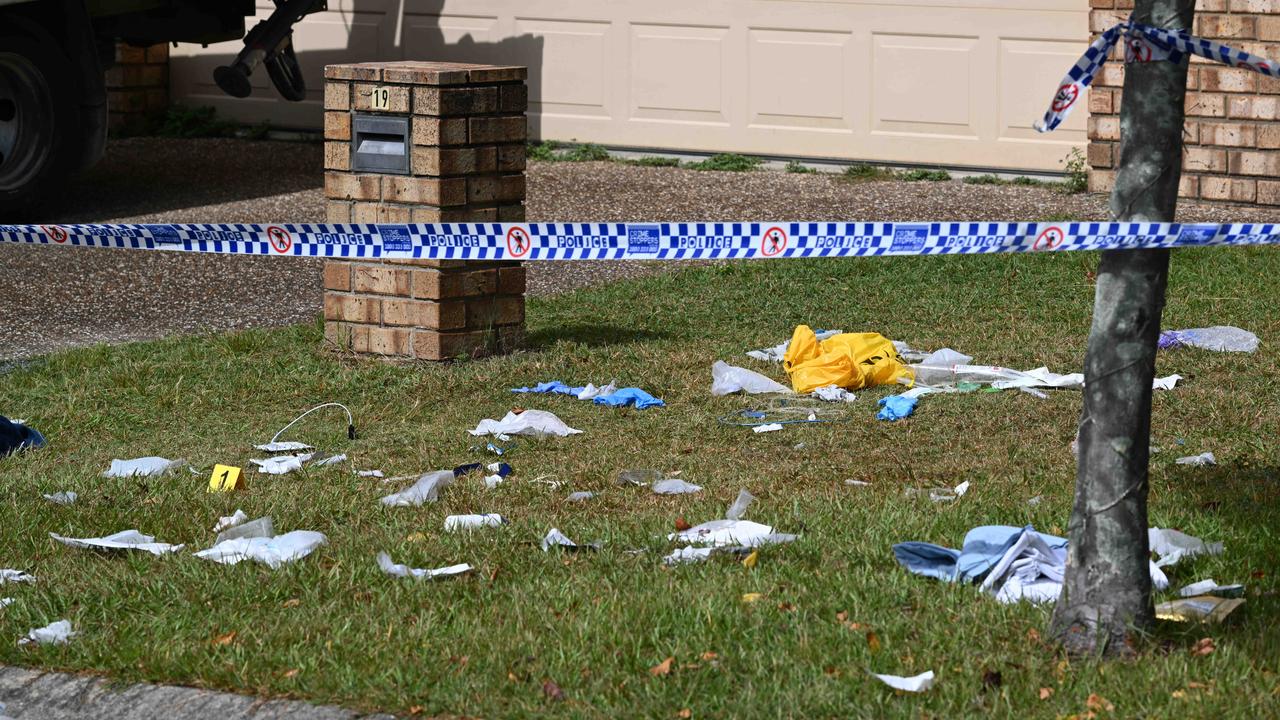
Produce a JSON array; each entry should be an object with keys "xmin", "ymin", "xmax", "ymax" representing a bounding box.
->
[
  {"xmin": 1035, "ymin": 226, "xmax": 1066, "ymax": 251},
  {"xmin": 507, "ymin": 226, "xmax": 532, "ymax": 258},
  {"xmin": 761, "ymin": 226, "xmax": 788, "ymax": 256},
  {"xmin": 267, "ymin": 225, "xmax": 293, "ymax": 254},
  {"xmin": 41, "ymin": 225, "xmax": 68, "ymax": 243},
  {"xmin": 1051, "ymin": 84, "xmax": 1079, "ymax": 113}
]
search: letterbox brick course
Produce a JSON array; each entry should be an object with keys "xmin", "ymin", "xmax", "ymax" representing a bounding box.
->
[{"xmin": 323, "ymin": 61, "xmax": 527, "ymax": 360}]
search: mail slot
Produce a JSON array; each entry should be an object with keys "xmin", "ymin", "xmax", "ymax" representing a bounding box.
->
[{"xmin": 351, "ymin": 114, "xmax": 410, "ymax": 174}]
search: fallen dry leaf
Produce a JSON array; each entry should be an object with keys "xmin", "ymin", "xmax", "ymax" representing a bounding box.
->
[
  {"xmin": 1172, "ymin": 689, "xmax": 1186, "ymax": 699},
  {"xmin": 542, "ymin": 679, "xmax": 565, "ymax": 701},
  {"xmin": 741, "ymin": 593, "xmax": 762, "ymax": 604},
  {"xmin": 512, "ymin": 406, "xmax": 526, "ymax": 414},
  {"xmin": 282, "ymin": 598, "xmax": 301, "ymax": 608},
  {"xmin": 742, "ymin": 550, "xmax": 759, "ymax": 569},
  {"xmin": 777, "ymin": 602, "xmax": 796, "ymax": 612},
  {"xmin": 408, "ymin": 706, "xmax": 423, "ymax": 715},
  {"xmin": 866, "ymin": 631, "xmax": 881, "ymax": 654},
  {"xmin": 211, "ymin": 631, "xmax": 237, "ymax": 646},
  {"xmin": 282, "ymin": 669, "xmax": 299, "ymax": 679},
  {"xmin": 650, "ymin": 657, "xmax": 675, "ymax": 677},
  {"xmin": 675, "ymin": 517, "xmax": 691, "ymax": 532},
  {"xmin": 1086, "ymin": 693, "xmax": 1114, "ymax": 712},
  {"xmin": 1039, "ymin": 687, "xmax": 1054, "ymax": 700},
  {"xmin": 836, "ymin": 611, "xmax": 849, "ymax": 623},
  {"xmin": 700, "ymin": 651, "xmax": 718, "ymax": 662},
  {"xmin": 677, "ymin": 709, "xmax": 692, "ymax": 719},
  {"xmin": 1191, "ymin": 637, "xmax": 1216, "ymax": 656},
  {"xmin": 1026, "ymin": 628, "xmax": 1041, "ymax": 643}
]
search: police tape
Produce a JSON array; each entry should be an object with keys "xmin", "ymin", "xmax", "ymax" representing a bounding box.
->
[
  {"xmin": 2, "ymin": 222, "xmax": 1278, "ymax": 260},
  {"xmin": 1036, "ymin": 19, "xmax": 1280, "ymax": 132}
]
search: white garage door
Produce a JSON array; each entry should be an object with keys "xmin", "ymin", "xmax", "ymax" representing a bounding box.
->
[{"xmin": 171, "ymin": 0, "xmax": 1088, "ymax": 171}]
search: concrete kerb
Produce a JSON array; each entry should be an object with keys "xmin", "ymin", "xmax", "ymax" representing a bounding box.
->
[{"xmin": 0, "ymin": 665, "xmax": 397, "ymax": 720}]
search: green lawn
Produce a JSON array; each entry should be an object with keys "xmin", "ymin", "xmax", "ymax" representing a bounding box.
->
[{"xmin": 2, "ymin": 249, "xmax": 1278, "ymax": 718}]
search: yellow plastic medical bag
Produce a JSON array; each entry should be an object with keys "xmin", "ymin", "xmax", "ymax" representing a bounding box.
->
[{"xmin": 782, "ymin": 325, "xmax": 914, "ymax": 393}]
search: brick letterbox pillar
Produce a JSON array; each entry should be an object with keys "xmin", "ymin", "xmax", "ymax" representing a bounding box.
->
[{"xmin": 321, "ymin": 61, "xmax": 527, "ymax": 360}]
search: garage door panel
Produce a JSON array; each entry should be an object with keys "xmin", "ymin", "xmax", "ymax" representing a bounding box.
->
[
  {"xmin": 630, "ymin": 24, "xmax": 729, "ymax": 124},
  {"xmin": 514, "ymin": 18, "xmax": 611, "ymax": 118},
  {"xmin": 747, "ymin": 28, "xmax": 852, "ymax": 131},
  {"xmin": 998, "ymin": 38, "xmax": 1088, "ymax": 141},
  {"xmin": 872, "ymin": 33, "xmax": 978, "ymax": 137}
]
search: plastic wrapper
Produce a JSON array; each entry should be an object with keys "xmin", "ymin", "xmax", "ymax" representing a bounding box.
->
[
  {"xmin": 711, "ymin": 361, "xmax": 793, "ymax": 396},
  {"xmin": 1159, "ymin": 326, "xmax": 1258, "ymax": 353}
]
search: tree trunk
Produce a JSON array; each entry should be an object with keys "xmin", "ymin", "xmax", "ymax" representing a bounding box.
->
[{"xmin": 1049, "ymin": 0, "xmax": 1195, "ymax": 656}]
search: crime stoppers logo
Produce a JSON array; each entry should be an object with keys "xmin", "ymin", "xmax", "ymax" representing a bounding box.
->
[
  {"xmin": 41, "ymin": 225, "xmax": 68, "ymax": 243},
  {"xmin": 506, "ymin": 226, "xmax": 532, "ymax": 258},
  {"xmin": 1051, "ymin": 84, "xmax": 1079, "ymax": 113},
  {"xmin": 1034, "ymin": 226, "xmax": 1066, "ymax": 251},
  {"xmin": 761, "ymin": 226, "xmax": 787, "ymax": 257},
  {"xmin": 266, "ymin": 225, "xmax": 293, "ymax": 254}
]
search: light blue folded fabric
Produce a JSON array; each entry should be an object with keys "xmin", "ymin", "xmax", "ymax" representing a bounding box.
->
[
  {"xmin": 593, "ymin": 388, "xmax": 665, "ymax": 409},
  {"xmin": 894, "ymin": 525, "xmax": 1068, "ymax": 584}
]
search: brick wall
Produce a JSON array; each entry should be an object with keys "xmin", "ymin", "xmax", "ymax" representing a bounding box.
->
[
  {"xmin": 321, "ymin": 61, "xmax": 528, "ymax": 361},
  {"xmin": 106, "ymin": 43, "xmax": 169, "ymax": 133},
  {"xmin": 1089, "ymin": 0, "xmax": 1280, "ymax": 205}
]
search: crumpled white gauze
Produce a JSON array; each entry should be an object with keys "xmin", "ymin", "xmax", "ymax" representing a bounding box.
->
[
  {"xmin": 19, "ymin": 619, "xmax": 75, "ymax": 646},
  {"xmin": 212, "ymin": 510, "xmax": 249, "ymax": 533},
  {"xmin": 377, "ymin": 552, "xmax": 472, "ymax": 580},
  {"xmin": 710, "ymin": 361, "xmax": 793, "ymax": 396},
  {"xmin": 469, "ymin": 410, "xmax": 583, "ymax": 438},
  {"xmin": 871, "ymin": 670, "xmax": 935, "ymax": 693},
  {"xmin": 752, "ymin": 423, "xmax": 784, "ymax": 433},
  {"xmin": 444, "ymin": 514, "xmax": 507, "ymax": 531},
  {"xmin": 541, "ymin": 528, "xmax": 598, "ymax": 551},
  {"xmin": 0, "ymin": 598, "xmax": 13, "ymax": 609},
  {"xmin": 1150, "ymin": 527, "xmax": 1224, "ymax": 567},
  {"xmin": 102, "ymin": 457, "xmax": 183, "ymax": 478},
  {"xmin": 576, "ymin": 382, "xmax": 616, "ymax": 400},
  {"xmin": 42, "ymin": 491, "xmax": 78, "ymax": 505},
  {"xmin": 1, "ymin": 570, "xmax": 35, "ymax": 584},
  {"xmin": 49, "ymin": 530, "xmax": 184, "ymax": 556},
  {"xmin": 669, "ymin": 520, "xmax": 796, "ymax": 548},
  {"xmin": 249, "ymin": 453, "xmax": 315, "ymax": 475},
  {"xmin": 194, "ymin": 530, "xmax": 327, "ymax": 569},
  {"xmin": 380, "ymin": 470, "xmax": 455, "ymax": 507},
  {"xmin": 651, "ymin": 479, "xmax": 703, "ymax": 495}
]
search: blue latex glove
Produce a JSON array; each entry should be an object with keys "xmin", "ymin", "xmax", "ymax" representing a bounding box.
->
[
  {"xmin": 876, "ymin": 394, "xmax": 917, "ymax": 421},
  {"xmin": 593, "ymin": 388, "xmax": 666, "ymax": 409},
  {"xmin": 511, "ymin": 381, "xmax": 582, "ymax": 396}
]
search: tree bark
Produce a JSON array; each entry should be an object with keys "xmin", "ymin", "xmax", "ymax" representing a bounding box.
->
[{"xmin": 1049, "ymin": 0, "xmax": 1195, "ymax": 656}]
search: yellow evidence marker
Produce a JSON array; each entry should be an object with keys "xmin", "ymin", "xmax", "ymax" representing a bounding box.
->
[{"xmin": 208, "ymin": 464, "xmax": 245, "ymax": 493}]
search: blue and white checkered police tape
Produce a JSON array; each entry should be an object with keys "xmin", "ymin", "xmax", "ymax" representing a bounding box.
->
[
  {"xmin": 1036, "ymin": 19, "xmax": 1280, "ymax": 132},
  {"xmin": 2, "ymin": 222, "xmax": 1278, "ymax": 259}
]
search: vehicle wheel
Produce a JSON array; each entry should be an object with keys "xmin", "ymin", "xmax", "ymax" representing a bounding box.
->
[{"xmin": 0, "ymin": 29, "xmax": 82, "ymax": 219}]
